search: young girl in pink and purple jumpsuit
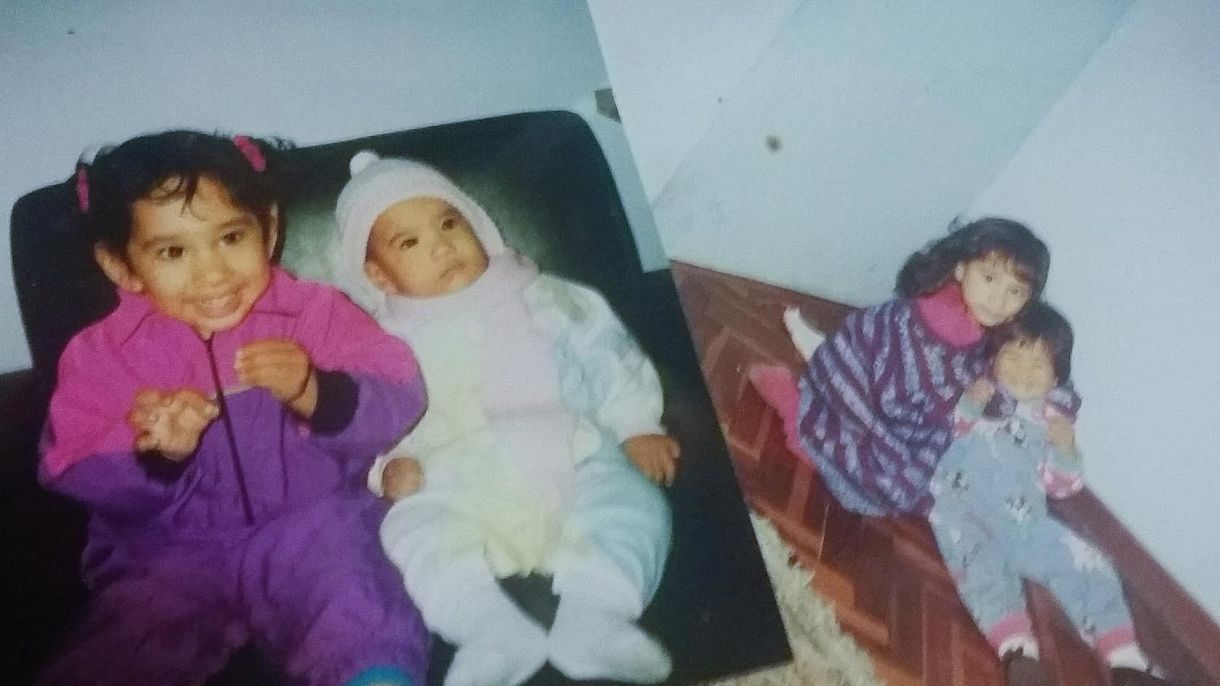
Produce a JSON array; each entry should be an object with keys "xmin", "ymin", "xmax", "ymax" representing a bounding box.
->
[{"xmin": 37, "ymin": 131, "xmax": 430, "ymax": 686}]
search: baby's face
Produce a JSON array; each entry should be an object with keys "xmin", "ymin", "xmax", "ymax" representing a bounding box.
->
[
  {"xmin": 994, "ymin": 337, "xmax": 1056, "ymax": 401},
  {"xmin": 363, "ymin": 197, "xmax": 488, "ymax": 298}
]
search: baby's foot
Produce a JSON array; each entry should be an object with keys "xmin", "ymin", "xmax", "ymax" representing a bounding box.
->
[
  {"xmin": 549, "ymin": 600, "xmax": 671, "ymax": 684},
  {"xmin": 444, "ymin": 636, "xmax": 547, "ymax": 686},
  {"xmin": 783, "ymin": 306, "xmax": 825, "ymax": 362}
]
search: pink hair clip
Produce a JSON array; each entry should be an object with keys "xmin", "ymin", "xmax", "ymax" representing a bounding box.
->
[
  {"xmin": 75, "ymin": 167, "xmax": 90, "ymax": 213},
  {"xmin": 232, "ymin": 135, "xmax": 267, "ymax": 172}
]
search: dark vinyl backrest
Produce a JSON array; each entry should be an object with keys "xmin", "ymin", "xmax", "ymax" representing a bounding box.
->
[{"xmin": 10, "ymin": 111, "xmax": 641, "ymax": 403}]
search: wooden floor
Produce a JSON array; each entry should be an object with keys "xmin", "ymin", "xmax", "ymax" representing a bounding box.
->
[{"xmin": 669, "ymin": 261, "xmax": 1219, "ymax": 686}]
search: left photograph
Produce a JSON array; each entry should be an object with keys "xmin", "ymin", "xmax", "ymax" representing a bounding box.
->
[{"xmin": 5, "ymin": 24, "xmax": 788, "ymax": 685}]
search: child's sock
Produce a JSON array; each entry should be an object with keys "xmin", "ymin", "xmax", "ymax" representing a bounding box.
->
[
  {"xmin": 1105, "ymin": 641, "xmax": 1151, "ymax": 671},
  {"xmin": 421, "ymin": 557, "xmax": 547, "ymax": 686},
  {"xmin": 548, "ymin": 595, "xmax": 671, "ymax": 684},
  {"xmin": 783, "ymin": 306, "xmax": 826, "ymax": 362},
  {"xmin": 746, "ymin": 363, "xmax": 808, "ymax": 459},
  {"xmin": 547, "ymin": 552, "xmax": 670, "ymax": 684},
  {"xmin": 344, "ymin": 666, "xmax": 412, "ymax": 686},
  {"xmin": 445, "ymin": 634, "xmax": 546, "ymax": 686},
  {"xmin": 997, "ymin": 633, "xmax": 1039, "ymax": 660},
  {"xmin": 442, "ymin": 599, "xmax": 547, "ymax": 686}
]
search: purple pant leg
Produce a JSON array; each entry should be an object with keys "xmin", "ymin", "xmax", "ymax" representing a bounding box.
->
[
  {"xmin": 37, "ymin": 546, "xmax": 246, "ymax": 686},
  {"xmin": 240, "ymin": 494, "xmax": 430, "ymax": 686}
]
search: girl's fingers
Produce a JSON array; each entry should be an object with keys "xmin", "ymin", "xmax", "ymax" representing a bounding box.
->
[
  {"xmin": 128, "ymin": 408, "xmax": 153, "ymax": 429},
  {"xmin": 177, "ymin": 405, "xmax": 213, "ymax": 433},
  {"xmin": 135, "ymin": 432, "xmax": 159, "ymax": 452},
  {"xmin": 236, "ymin": 340, "xmax": 306, "ymax": 372}
]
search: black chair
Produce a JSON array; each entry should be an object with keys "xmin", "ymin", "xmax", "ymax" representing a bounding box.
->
[{"xmin": 6, "ymin": 111, "xmax": 788, "ymax": 685}]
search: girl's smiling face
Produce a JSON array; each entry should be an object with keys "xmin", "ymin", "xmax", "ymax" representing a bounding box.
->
[
  {"xmin": 95, "ymin": 175, "xmax": 276, "ymax": 337},
  {"xmin": 955, "ymin": 252, "xmax": 1033, "ymax": 327}
]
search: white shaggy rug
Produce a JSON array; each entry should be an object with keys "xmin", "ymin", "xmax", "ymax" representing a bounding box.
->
[{"xmin": 704, "ymin": 513, "xmax": 882, "ymax": 686}]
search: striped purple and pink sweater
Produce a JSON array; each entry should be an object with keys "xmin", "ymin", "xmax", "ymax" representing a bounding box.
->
[{"xmin": 796, "ymin": 283, "xmax": 988, "ymax": 516}]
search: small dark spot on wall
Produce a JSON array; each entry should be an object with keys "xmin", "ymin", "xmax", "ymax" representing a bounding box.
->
[
  {"xmin": 67, "ymin": 28, "xmax": 76, "ymax": 35},
  {"xmin": 765, "ymin": 134, "xmax": 782, "ymax": 153}
]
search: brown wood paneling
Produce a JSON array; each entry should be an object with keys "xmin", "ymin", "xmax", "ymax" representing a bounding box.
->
[{"xmin": 670, "ymin": 260, "xmax": 1220, "ymax": 686}]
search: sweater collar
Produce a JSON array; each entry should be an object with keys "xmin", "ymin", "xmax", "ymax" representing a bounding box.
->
[{"xmin": 914, "ymin": 281, "xmax": 984, "ymax": 347}]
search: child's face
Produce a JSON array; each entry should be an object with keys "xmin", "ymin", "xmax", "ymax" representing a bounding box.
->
[
  {"xmin": 94, "ymin": 175, "xmax": 276, "ymax": 337},
  {"xmin": 363, "ymin": 197, "xmax": 489, "ymax": 298},
  {"xmin": 954, "ymin": 252, "xmax": 1032, "ymax": 327},
  {"xmin": 994, "ymin": 337, "xmax": 1056, "ymax": 401}
]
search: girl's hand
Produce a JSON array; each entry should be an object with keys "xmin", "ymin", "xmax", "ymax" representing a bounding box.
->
[
  {"xmin": 623, "ymin": 434, "xmax": 681, "ymax": 486},
  {"xmin": 128, "ymin": 389, "xmax": 219, "ymax": 461},
  {"xmin": 1047, "ymin": 415, "xmax": 1077, "ymax": 455},
  {"xmin": 965, "ymin": 378, "xmax": 996, "ymax": 406},
  {"xmin": 236, "ymin": 339, "xmax": 317, "ymax": 417},
  {"xmin": 382, "ymin": 456, "xmax": 424, "ymax": 501}
]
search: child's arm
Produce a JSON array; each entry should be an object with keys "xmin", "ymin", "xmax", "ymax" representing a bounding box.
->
[
  {"xmin": 249, "ymin": 281, "xmax": 427, "ymax": 464},
  {"xmin": 1041, "ymin": 410, "xmax": 1084, "ymax": 498},
  {"xmin": 952, "ymin": 378, "xmax": 994, "ymax": 437},
  {"xmin": 534, "ymin": 277, "xmax": 678, "ymax": 482},
  {"xmin": 39, "ymin": 337, "xmax": 199, "ymax": 517}
]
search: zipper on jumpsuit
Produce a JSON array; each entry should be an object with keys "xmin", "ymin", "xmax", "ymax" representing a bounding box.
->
[{"xmin": 203, "ymin": 336, "xmax": 256, "ymax": 526}]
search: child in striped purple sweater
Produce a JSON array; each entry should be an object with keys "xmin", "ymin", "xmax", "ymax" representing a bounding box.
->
[{"xmin": 749, "ymin": 217, "xmax": 1049, "ymax": 516}]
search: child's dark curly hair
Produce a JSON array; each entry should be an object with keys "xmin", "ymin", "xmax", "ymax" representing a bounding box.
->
[
  {"xmin": 896, "ymin": 217, "xmax": 1050, "ymax": 300},
  {"xmin": 74, "ymin": 130, "xmax": 293, "ymax": 256}
]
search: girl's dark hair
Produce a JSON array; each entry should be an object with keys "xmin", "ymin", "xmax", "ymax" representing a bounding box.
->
[
  {"xmin": 989, "ymin": 300, "xmax": 1074, "ymax": 382},
  {"xmin": 896, "ymin": 216, "xmax": 1050, "ymax": 299},
  {"xmin": 73, "ymin": 130, "xmax": 292, "ymax": 254}
]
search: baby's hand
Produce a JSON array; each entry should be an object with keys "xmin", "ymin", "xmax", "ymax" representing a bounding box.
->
[
  {"xmin": 1046, "ymin": 415, "xmax": 1077, "ymax": 455},
  {"xmin": 965, "ymin": 378, "xmax": 996, "ymax": 407},
  {"xmin": 128, "ymin": 389, "xmax": 219, "ymax": 461},
  {"xmin": 623, "ymin": 434, "xmax": 681, "ymax": 486},
  {"xmin": 382, "ymin": 456, "xmax": 424, "ymax": 501},
  {"xmin": 236, "ymin": 339, "xmax": 317, "ymax": 415}
]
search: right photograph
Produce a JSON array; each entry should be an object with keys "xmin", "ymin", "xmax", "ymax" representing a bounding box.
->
[{"xmin": 588, "ymin": 1, "xmax": 1220, "ymax": 685}]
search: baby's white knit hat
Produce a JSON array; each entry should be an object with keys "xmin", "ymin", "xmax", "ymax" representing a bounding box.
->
[{"xmin": 334, "ymin": 150, "xmax": 505, "ymax": 312}]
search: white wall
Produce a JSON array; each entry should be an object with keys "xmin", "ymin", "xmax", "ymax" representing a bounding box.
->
[
  {"xmin": 592, "ymin": 0, "xmax": 1131, "ymax": 309},
  {"xmin": 0, "ymin": 0, "xmax": 664, "ymax": 373},
  {"xmin": 967, "ymin": 0, "xmax": 1220, "ymax": 620},
  {"xmin": 585, "ymin": 0, "xmax": 804, "ymax": 201}
]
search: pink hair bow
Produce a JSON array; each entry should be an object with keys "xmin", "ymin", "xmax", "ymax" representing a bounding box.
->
[
  {"xmin": 232, "ymin": 135, "xmax": 267, "ymax": 172},
  {"xmin": 75, "ymin": 167, "xmax": 90, "ymax": 212}
]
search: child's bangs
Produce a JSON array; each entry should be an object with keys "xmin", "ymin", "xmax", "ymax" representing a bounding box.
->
[{"xmin": 977, "ymin": 244, "xmax": 1047, "ymax": 292}]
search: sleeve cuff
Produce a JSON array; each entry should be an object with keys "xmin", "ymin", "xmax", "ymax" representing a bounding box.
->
[
  {"xmin": 311, "ymin": 370, "xmax": 359, "ymax": 435},
  {"xmin": 615, "ymin": 420, "xmax": 667, "ymax": 444},
  {"xmin": 956, "ymin": 395, "xmax": 985, "ymax": 419},
  {"xmin": 367, "ymin": 452, "xmax": 393, "ymax": 497}
]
